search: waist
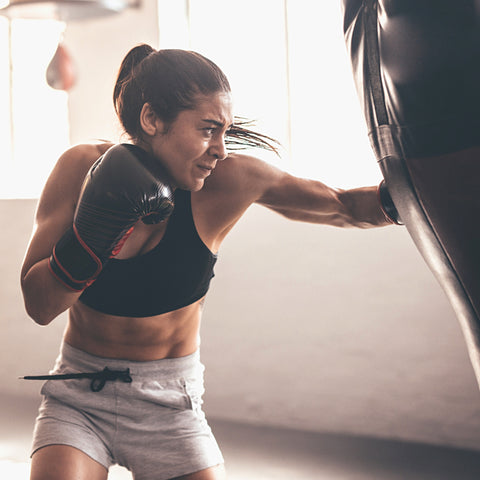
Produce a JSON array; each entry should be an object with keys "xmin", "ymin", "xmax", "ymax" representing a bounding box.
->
[
  {"xmin": 53, "ymin": 341, "xmax": 203, "ymax": 379},
  {"xmin": 65, "ymin": 300, "xmax": 203, "ymax": 361}
]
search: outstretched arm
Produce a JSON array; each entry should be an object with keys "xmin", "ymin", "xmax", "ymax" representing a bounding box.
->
[
  {"xmin": 258, "ymin": 173, "xmax": 392, "ymax": 228},
  {"xmin": 217, "ymin": 154, "xmax": 398, "ymax": 228}
]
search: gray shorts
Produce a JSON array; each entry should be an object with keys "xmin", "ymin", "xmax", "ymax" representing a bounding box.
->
[{"xmin": 31, "ymin": 342, "xmax": 224, "ymax": 480}]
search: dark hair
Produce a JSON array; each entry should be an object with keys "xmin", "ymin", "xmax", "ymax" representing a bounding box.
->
[{"xmin": 113, "ymin": 44, "xmax": 279, "ymax": 155}]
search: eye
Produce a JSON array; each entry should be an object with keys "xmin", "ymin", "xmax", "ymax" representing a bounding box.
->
[{"xmin": 203, "ymin": 127, "xmax": 215, "ymax": 136}]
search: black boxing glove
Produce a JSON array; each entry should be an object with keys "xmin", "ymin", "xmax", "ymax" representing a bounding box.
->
[
  {"xmin": 49, "ymin": 144, "xmax": 174, "ymax": 291},
  {"xmin": 378, "ymin": 179, "xmax": 403, "ymax": 225}
]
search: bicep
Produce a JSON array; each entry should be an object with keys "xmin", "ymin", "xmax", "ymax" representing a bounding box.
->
[
  {"xmin": 21, "ymin": 212, "xmax": 73, "ymax": 282},
  {"xmin": 20, "ymin": 147, "xmax": 91, "ymax": 281}
]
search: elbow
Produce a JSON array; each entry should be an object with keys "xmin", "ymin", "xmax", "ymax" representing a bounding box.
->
[
  {"xmin": 20, "ymin": 277, "xmax": 56, "ymax": 326},
  {"xmin": 23, "ymin": 297, "xmax": 56, "ymax": 326}
]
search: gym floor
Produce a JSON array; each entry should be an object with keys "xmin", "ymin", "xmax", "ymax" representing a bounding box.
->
[{"xmin": 2, "ymin": 395, "xmax": 480, "ymax": 479}]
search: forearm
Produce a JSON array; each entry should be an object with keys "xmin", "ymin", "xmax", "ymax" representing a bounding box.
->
[
  {"xmin": 256, "ymin": 169, "xmax": 400, "ymax": 228},
  {"xmin": 266, "ymin": 184, "xmax": 393, "ymax": 228},
  {"xmin": 338, "ymin": 185, "xmax": 394, "ymax": 228},
  {"xmin": 21, "ymin": 258, "xmax": 82, "ymax": 325}
]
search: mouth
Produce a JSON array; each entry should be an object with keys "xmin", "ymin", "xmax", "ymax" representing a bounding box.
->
[{"xmin": 197, "ymin": 164, "xmax": 215, "ymax": 176}]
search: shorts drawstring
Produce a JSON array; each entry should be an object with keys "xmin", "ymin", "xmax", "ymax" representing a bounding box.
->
[{"xmin": 21, "ymin": 367, "xmax": 133, "ymax": 392}]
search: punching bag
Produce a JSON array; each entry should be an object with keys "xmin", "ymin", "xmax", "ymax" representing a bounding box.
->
[
  {"xmin": 46, "ymin": 42, "xmax": 76, "ymax": 91},
  {"xmin": 342, "ymin": 0, "xmax": 480, "ymax": 383}
]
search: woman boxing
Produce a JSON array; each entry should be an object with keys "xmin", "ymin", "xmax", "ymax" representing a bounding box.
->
[{"xmin": 20, "ymin": 44, "xmax": 400, "ymax": 480}]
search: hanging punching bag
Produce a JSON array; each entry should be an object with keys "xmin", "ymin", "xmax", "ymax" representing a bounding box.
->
[
  {"xmin": 342, "ymin": 0, "xmax": 480, "ymax": 383},
  {"xmin": 46, "ymin": 42, "xmax": 76, "ymax": 91}
]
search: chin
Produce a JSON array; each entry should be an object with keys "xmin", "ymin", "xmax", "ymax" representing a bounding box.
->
[
  {"xmin": 179, "ymin": 179, "xmax": 205, "ymax": 192},
  {"xmin": 191, "ymin": 181, "xmax": 206, "ymax": 192}
]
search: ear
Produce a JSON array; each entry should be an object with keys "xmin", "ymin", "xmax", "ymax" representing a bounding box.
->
[{"xmin": 139, "ymin": 103, "xmax": 165, "ymax": 136}]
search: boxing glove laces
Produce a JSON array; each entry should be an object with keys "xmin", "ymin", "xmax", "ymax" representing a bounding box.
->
[{"xmin": 49, "ymin": 144, "xmax": 174, "ymax": 291}]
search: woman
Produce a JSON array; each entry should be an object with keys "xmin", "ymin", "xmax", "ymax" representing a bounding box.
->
[{"xmin": 21, "ymin": 44, "xmax": 399, "ymax": 480}]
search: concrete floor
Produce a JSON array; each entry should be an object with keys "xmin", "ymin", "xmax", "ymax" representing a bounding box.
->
[
  {"xmin": 212, "ymin": 419, "xmax": 480, "ymax": 480},
  {"xmin": 2, "ymin": 395, "xmax": 480, "ymax": 479}
]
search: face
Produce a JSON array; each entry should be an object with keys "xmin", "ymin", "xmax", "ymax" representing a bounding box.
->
[{"xmin": 148, "ymin": 92, "xmax": 234, "ymax": 191}]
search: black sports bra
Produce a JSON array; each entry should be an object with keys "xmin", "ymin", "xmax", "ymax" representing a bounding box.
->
[{"xmin": 79, "ymin": 189, "xmax": 217, "ymax": 317}]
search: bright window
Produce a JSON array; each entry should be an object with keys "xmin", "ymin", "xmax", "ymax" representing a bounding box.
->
[
  {"xmin": 1, "ymin": 2, "xmax": 381, "ymax": 198},
  {"xmin": 178, "ymin": 0, "xmax": 381, "ymax": 189},
  {"xmin": 0, "ymin": 17, "xmax": 70, "ymax": 199}
]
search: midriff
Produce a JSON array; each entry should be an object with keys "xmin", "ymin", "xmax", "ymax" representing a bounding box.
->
[{"xmin": 63, "ymin": 298, "xmax": 204, "ymax": 361}]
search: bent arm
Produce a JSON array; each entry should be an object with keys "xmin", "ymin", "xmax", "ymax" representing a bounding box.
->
[
  {"xmin": 21, "ymin": 222, "xmax": 83, "ymax": 325},
  {"xmin": 20, "ymin": 145, "xmax": 101, "ymax": 325}
]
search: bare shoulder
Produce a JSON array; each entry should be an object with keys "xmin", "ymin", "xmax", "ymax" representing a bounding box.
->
[
  {"xmin": 205, "ymin": 152, "xmax": 285, "ymax": 200},
  {"xmin": 36, "ymin": 142, "xmax": 114, "ymax": 221},
  {"xmin": 55, "ymin": 142, "xmax": 113, "ymax": 175},
  {"xmin": 193, "ymin": 152, "xmax": 288, "ymax": 249}
]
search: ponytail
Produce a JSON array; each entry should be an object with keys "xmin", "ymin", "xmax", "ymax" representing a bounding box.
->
[
  {"xmin": 227, "ymin": 117, "xmax": 280, "ymax": 156},
  {"xmin": 113, "ymin": 44, "xmax": 156, "ymax": 139}
]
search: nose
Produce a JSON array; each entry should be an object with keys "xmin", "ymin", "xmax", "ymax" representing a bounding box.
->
[{"xmin": 209, "ymin": 136, "xmax": 228, "ymax": 161}]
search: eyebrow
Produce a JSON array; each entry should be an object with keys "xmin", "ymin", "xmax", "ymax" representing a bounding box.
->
[{"xmin": 201, "ymin": 118, "xmax": 234, "ymax": 129}]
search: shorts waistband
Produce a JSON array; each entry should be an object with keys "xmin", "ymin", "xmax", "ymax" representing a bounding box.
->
[{"xmin": 56, "ymin": 342, "xmax": 202, "ymax": 379}]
